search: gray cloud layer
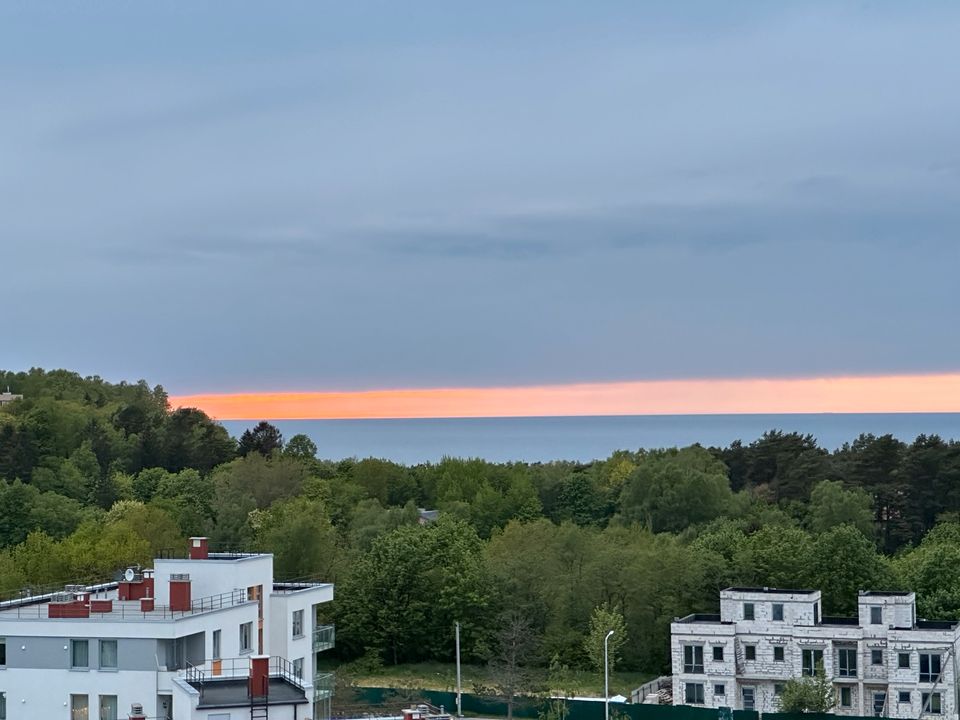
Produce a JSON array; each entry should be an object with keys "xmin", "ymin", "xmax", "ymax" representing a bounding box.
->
[{"xmin": 1, "ymin": 2, "xmax": 958, "ymax": 393}]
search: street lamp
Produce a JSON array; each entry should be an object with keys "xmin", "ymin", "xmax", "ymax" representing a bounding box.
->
[{"xmin": 604, "ymin": 630, "xmax": 615, "ymax": 720}]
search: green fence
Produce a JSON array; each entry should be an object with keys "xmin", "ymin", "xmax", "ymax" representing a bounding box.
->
[{"xmin": 341, "ymin": 687, "xmax": 879, "ymax": 720}]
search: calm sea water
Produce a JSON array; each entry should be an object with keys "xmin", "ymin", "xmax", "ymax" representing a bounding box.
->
[{"xmin": 221, "ymin": 413, "xmax": 960, "ymax": 465}]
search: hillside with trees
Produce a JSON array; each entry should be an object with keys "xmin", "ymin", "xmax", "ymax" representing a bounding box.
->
[{"xmin": 3, "ymin": 368, "xmax": 960, "ymax": 680}]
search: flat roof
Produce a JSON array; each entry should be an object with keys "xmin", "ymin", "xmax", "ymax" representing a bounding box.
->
[
  {"xmin": 860, "ymin": 591, "xmax": 914, "ymax": 597},
  {"xmin": 192, "ymin": 678, "xmax": 307, "ymax": 708},
  {"xmin": 724, "ymin": 587, "xmax": 818, "ymax": 595}
]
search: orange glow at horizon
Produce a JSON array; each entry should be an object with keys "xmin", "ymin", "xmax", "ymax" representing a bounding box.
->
[{"xmin": 170, "ymin": 373, "xmax": 960, "ymax": 420}]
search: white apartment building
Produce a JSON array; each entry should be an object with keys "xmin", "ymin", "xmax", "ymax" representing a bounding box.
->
[
  {"xmin": 672, "ymin": 587, "xmax": 959, "ymax": 719},
  {"xmin": 0, "ymin": 537, "xmax": 335, "ymax": 720}
]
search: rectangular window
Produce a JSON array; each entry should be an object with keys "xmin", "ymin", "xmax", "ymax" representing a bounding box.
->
[
  {"xmin": 922, "ymin": 693, "xmax": 942, "ymax": 715},
  {"xmin": 772, "ymin": 603, "xmax": 784, "ymax": 621},
  {"xmin": 840, "ymin": 687, "xmax": 852, "ymax": 708},
  {"xmin": 683, "ymin": 645, "xmax": 704, "ymax": 673},
  {"xmin": 873, "ymin": 692, "xmax": 886, "ymax": 717},
  {"xmin": 899, "ymin": 692, "xmax": 911, "ymax": 704},
  {"xmin": 742, "ymin": 687, "xmax": 755, "ymax": 711},
  {"xmin": 743, "ymin": 603, "xmax": 755, "ymax": 621},
  {"xmin": 0, "ymin": 691, "xmax": 5, "ymax": 720},
  {"xmin": 71, "ymin": 639, "xmax": 89, "ymax": 669},
  {"xmin": 70, "ymin": 694, "xmax": 89, "ymax": 720},
  {"xmin": 685, "ymin": 683, "xmax": 705, "ymax": 705},
  {"xmin": 802, "ymin": 648, "xmax": 824, "ymax": 676},
  {"xmin": 240, "ymin": 622, "xmax": 253, "ymax": 653},
  {"xmin": 713, "ymin": 646, "xmax": 724, "ymax": 662},
  {"xmin": 872, "ymin": 649, "xmax": 884, "ymax": 666},
  {"xmin": 0, "ymin": 637, "xmax": 5, "ymax": 666},
  {"xmin": 714, "ymin": 684, "xmax": 725, "ymax": 697},
  {"xmin": 899, "ymin": 653, "xmax": 911, "ymax": 669},
  {"xmin": 99, "ymin": 640, "xmax": 118, "ymax": 669},
  {"xmin": 838, "ymin": 647, "xmax": 858, "ymax": 677},
  {"xmin": 293, "ymin": 657, "xmax": 304, "ymax": 679},
  {"xmin": 292, "ymin": 609, "xmax": 304, "ymax": 638},
  {"xmin": 744, "ymin": 644, "xmax": 756, "ymax": 661},
  {"xmin": 920, "ymin": 653, "xmax": 942, "ymax": 683},
  {"xmin": 99, "ymin": 695, "xmax": 118, "ymax": 720},
  {"xmin": 871, "ymin": 606, "xmax": 883, "ymax": 624},
  {"xmin": 774, "ymin": 684, "xmax": 784, "ymax": 697},
  {"xmin": 774, "ymin": 646, "xmax": 785, "ymax": 662},
  {"xmin": 213, "ymin": 629, "xmax": 221, "ymax": 659}
]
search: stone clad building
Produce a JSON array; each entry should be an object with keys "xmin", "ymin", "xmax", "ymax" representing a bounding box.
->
[{"xmin": 672, "ymin": 587, "xmax": 957, "ymax": 718}]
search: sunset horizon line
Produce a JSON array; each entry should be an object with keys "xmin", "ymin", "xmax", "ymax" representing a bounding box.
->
[{"xmin": 170, "ymin": 372, "xmax": 960, "ymax": 421}]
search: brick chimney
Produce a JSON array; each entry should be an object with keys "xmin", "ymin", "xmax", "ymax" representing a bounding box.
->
[
  {"xmin": 169, "ymin": 574, "xmax": 192, "ymax": 612},
  {"xmin": 189, "ymin": 536, "xmax": 209, "ymax": 560}
]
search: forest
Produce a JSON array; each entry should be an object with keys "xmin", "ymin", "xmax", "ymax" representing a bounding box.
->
[{"xmin": 3, "ymin": 368, "xmax": 960, "ymax": 680}]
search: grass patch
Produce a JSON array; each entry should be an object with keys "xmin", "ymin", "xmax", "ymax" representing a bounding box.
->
[{"xmin": 323, "ymin": 659, "xmax": 652, "ymax": 698}]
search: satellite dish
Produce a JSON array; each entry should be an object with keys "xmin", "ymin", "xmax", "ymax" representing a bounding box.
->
[{"xmin": 124, "ymin": 568, "xmax": 137, "ymax": 582}]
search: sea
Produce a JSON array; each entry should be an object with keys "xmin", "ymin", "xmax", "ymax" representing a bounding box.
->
[{"xmin": 221, "ymin": 413, "xmax": 960, "ymax": 465}]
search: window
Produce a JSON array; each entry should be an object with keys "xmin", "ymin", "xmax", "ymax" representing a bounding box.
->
[
  {"xmin": 99, "ymin": 695, "xmax": 118, "ymax": 720},
  {"xmin": 744, "ymin": 644, "xmax": 756, "ymax": 661},
  {"xmin": 71, "ymin": 639, "xmax": 89, "ymax": 669},
  {"xmin": 873, "ymin": 692, "xmax": 886, "ymax": 717},
  {"xmin": 774, "ymin": 646, "xmax": 785, "ymax": 662},
  {"xmin": 212, "ymin": 629, "xmax": 221, "ymax": 659},
  {"xmin": 683, "ymin": 645, "xmax": 704, "ymax": 673},
  {"xmin": 292, "ymin": 609, "xmax": 304, "ymax": 638},
  {"xmin": 0, "ymin": 692, "xmax": 5, "ymax": 720},
  {"xmin": 922, "ymin": 693, "xmax": 942, "ymax": 715},
  {"xmin": 742, "ymin": 687, "xmax": 755, "ymax": 711},
  {"xmin": 920, "ymin": 653, "xmax": 942, "ymax": 683},
  {"xmin": 814, "ymin": 603, "xmax": 819, "ymax": 625},
  {"xmin": 240, "ymin": 622, "xmax": 253, "ymax": 654},
  {"xmin": 70, "ymin": 694, "xmax": 89, "ymax": 720},
  {"xmin": 713, "ymin": 646, "xmax": 724, "ymax": 662},
  {"xmin": 871, "ymin": 606, "xmax": 883, "ymax": 624},
  {"xmin": 714, "ymin": 684, "xmax": 725, "ymax": 697},
  {"xmin": 743, "ymin": 603, "xmax": 755, "ymax": 621},
  {"xmin": 872, "ymin": 649, "xmax": 884, "ymax": 666},
  {"xmin": 772, "ymin": 603, "xmax": 784, "ymax": 621},
  {"xmin": 685, "ymin": 683, "xmax": 705, "ymax": 705},
  {"xmin": 99, "ymin": 640, "xmax": 117, "ymax": 669},
  {"xmin": 840, "ymin": 687, "xmax": 852, "ymax": 708},
  {"xmin": 899, "ymin": 653, "xmax": 911, "ymax": 669},
  {"xmin": 802, "ymin": 648, "xmax": 824, "ymax": 676},
  {"xmin": 293, "ymin": 657, "xmax": 304, "ymax": 679},
  {"xmin": 774, "ymin": 684, "xmax": 784, "ymax": 697},
  {"xmin": 899, "ymin": 692, "xmax": 911, "ymax": 704},
  {"xmin": 838, "ymin": 647, "xmax": 858, "ymax": 677},
  {"xmin": 0, "ymin": 637, "xmax": 5, "ymax": 666}
]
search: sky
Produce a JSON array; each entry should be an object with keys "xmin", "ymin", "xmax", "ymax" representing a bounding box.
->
[{"xmin": 2, "ymin": 2, "xmax": 959, "ymax": 416}]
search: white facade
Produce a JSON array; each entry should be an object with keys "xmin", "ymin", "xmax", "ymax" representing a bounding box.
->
[
  {"xmin": 0, "ymin": 539, "xmax": 334, "ymax": 720},
  {"xmin": 672, "ymin": 588, "xmax": 960, "ymax": 719}
]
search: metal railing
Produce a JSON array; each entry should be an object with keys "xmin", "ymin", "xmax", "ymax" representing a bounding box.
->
[
  {"xmin": 185, "ymin": 655, "xmax": 312, "ymax": 703},
  {"xmin": 0, "ymin": 587, "xmax": 251, "ymax": 621},
  {"xmin": 313, "ymin": 624, "xmax": 336, "ymax": 652}
]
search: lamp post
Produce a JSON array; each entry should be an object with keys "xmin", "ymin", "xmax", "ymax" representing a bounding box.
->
[
  {"xmin": 455, "ymin": 622, "xmax": 462, "ymax": 717},
  {"xmin": 604, "ymin": 630, "xmax": 615, "ymax": 720}
]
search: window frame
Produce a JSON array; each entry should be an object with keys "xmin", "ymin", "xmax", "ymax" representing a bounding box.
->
[
  {"xmin": 683, "ymin": 645, "xmax": 704, "ymax": 673},
  {"xmin": 70, "ymin": 639, "xmax": 90, "ymax": 669},
  {"xmin": 714, "ymin": 684, "xmax": 725, "ymax": 697},
  {"xmin": 870, "ymin": 606, "xmax": 883, "ymax": 625},
  {"xmin": 0, "ymin": 637, "xmax": 6, "ymax": 667},
  {"xmin": 99, "ymin": 639, "xmax": 118, "ymax": 670},
  {"xmin": 742, "ymin": 687, "xmax": 756, "ymax": 711},
  {"xmin": 773, "ymin": 646, "xmax": 785, "ymax": 662},
  {"xmin": 837, "ymin": 647, "xmax": 858, "ymax": 677},
  {"xmin": 0, "ymin": 690, "xmax": 5, "ymax": 720},
  {"xmin": 899, "ymin": 691, "xmax": 911, "ymax": 704},
  {"xmin": 920, "ymin": 653, "xmax": 942, "ymax": 683},
  {"xmin": 872, "ymin": 649, "xmax": 884, "ymax": 666},
  {"xmin": 840, "ymin": 687, "xmax": 852, "ymax": 708},
  {"xmin": 292, "ymin": 609, "xmax": 304, "ymax": 638},
  {"xmin": 712, "ymin": 645, "xmax": 724, "ymax": 662},
  {"xmin": 240, "ymin": 621, "xmax": 253, "ymax": 654},
  {"xmin": 802, "ymin": 648, "xmax": 824, "ymax": 677},
  {"xmin": 743, "ymin": 603, "xmax": 755, "ymax": 621},
  {"xmin": 293, "ymin": 657, "xmax": 304, "ymax": 679},
  {"xmin": 685, "ymin": 683, "xmax": 705, "ymax": 705},
  {"xmin": 922, "ymin": 692, "xmax": 942, "ymax": 715},
  {"xmin": 70, "ymin": 693, "xmax": 89, "ymax": 720},
  {"xmin": 99, "ymin": 693, "xmax": 118, "ymax": 720},
  {"xmin": 772, "ymin": 603, "xmax": 784, "ymax": 622},
  {"xmin": 212, "ymin": 629, "xmax": 222, "ymax": 660},
  {"xmin": 899, "ymin": 652, "xmax": 911, "ymax": 669}
]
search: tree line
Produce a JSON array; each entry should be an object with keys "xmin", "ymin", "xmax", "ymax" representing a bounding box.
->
[{"xmin": 3, "ymin": 368, "xmax": 960, "ymax": 681}]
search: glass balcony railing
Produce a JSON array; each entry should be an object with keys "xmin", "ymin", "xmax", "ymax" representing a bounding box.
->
[
  {"xmin": 314, "ymin": 671, "xmax": 335, "ymax": 700},
  {"xmin": 313, "ymin": 624, "xmax": 335, "ymax": 652}
]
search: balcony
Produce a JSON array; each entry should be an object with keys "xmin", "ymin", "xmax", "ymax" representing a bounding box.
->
[
  {"xmin": 314, "ymin": 624, "xmax": 336, "ymax": 652},
  {"xmin": 314, "ymin": 671, "xmax": 335, "ymax": 701}
]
